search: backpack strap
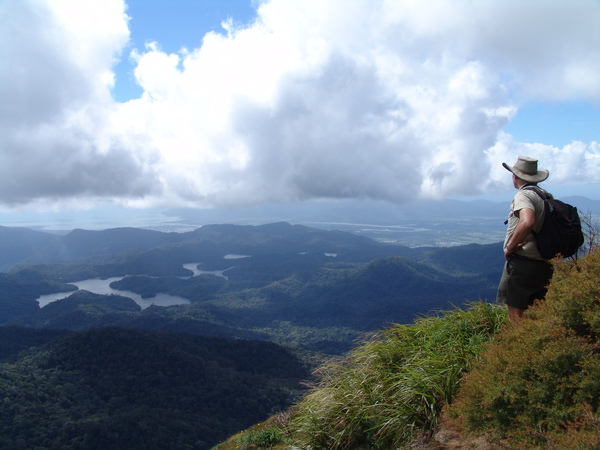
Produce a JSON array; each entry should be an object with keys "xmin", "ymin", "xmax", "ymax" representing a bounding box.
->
[
  {"xmin": 522, "ymin": 185, "xmax": 552, "ymax": 234},
  {"xmin": 522, "ymin": 185, "xmax": 551, "ymax": 200},
  {"xmin": 503, "ymin": 186, "xmax": 551, "ymax": 226}
]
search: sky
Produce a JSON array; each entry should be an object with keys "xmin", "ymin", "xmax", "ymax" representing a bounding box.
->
[{"xmin": 1, "ymin": 0, "xmax": 600, "ymax": 229}]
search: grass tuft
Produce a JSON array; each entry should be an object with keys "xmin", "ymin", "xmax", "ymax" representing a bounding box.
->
[{"xmin": 289, "ymin": 301, "xmax": 506, "ymax": 449}]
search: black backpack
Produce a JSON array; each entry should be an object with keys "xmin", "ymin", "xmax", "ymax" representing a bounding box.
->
[{"xmin": 524, "ymin": 186, "xmax": 585, "ymax": 259}]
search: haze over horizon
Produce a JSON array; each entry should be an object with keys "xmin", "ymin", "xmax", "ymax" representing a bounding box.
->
[{"xmin": 1, "ymin": 0, "xmax": 599, "ymax": 229}]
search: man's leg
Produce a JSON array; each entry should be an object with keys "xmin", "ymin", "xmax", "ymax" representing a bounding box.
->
[
  {"xmin": 507, "ymin": 304, "xmax": 524, "ymax": 321},
  {"xmin": 504, "ymin": 258, "xmax": 553, "ymax": 322}
]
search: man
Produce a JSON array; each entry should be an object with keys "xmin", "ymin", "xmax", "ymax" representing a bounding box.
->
[{"xmin": 497, "ymin": 156, "xmax": 554, "ymax": 321}]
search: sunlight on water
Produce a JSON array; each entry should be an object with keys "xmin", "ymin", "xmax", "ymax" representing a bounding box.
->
[{"xmin": 37, "ymin": 275, "xmax": 192, "ymax": 310}]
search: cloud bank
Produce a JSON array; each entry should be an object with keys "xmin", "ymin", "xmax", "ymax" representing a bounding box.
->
[{"xmin": 1, "ymin": 0, "xmax": 600, "ymax": 210}]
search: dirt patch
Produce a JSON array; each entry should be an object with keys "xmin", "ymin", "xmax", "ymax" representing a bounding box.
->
[{"xmin": 409, "ymin": 410, "xmax": 508, "ymax": 449}]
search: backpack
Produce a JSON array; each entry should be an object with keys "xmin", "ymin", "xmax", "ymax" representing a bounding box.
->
[{"xmin": 524, "ymin": 186, "xmax": 585, "ymax": 259}]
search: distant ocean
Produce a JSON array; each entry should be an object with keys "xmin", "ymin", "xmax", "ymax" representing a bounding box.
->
[
  {"xmin": 1, "ymin": 193, "xmax": 597, "ymax": 247},
  {"xmin": 0, "ymin": 207, "xmax": 181, "ymax": 233}
]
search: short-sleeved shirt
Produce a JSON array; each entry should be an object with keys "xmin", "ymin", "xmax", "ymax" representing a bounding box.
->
[{"xmin": 503, "ymin": 185, "xmax": 548, "ymax": 260}]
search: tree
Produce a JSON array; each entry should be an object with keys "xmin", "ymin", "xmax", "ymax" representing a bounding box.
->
[{"xmin": 580, "ymin": 209, "xmax": 600, "ymax": 256}]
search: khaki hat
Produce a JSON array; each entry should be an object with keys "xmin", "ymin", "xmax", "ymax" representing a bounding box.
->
[{"xmin": 502, "ymin": 156, "xmax": 549, "ymax": 183}]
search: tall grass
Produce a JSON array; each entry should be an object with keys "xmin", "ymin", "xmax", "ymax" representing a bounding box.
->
[{"xmin": 289, "ymin": 301, "xmax": 506, "ymax": 449}]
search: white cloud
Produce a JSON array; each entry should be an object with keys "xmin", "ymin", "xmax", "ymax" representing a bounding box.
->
[
  {"xmin": 1, "ymin": 0, "xmax": 600, "ymax": 211},
  {"xmin": 0, "ymin": 0, "xmax": 158, "ymax": 207}
]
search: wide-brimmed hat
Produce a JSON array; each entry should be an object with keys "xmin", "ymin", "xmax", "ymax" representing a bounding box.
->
[{"xmin": 502, "ymin": 156, "xmax": 549, "ymax": 183}]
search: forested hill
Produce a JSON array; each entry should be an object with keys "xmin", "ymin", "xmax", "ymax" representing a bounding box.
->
[
  {"xmin": 1, "ymin": 222, "xmax": 504, "ymax": 354},
  {"xmin": 0, "ymin": 327, "xmax": 312, "ymax": 449},
  {"xmin": 0, "ymin": 222, "xmax": 385, "ymax": 271}
]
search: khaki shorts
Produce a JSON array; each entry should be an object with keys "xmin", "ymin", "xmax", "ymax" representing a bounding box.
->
[{"xmin": 496, "ymin": 255, "xmax": 553, "ymax": 311}]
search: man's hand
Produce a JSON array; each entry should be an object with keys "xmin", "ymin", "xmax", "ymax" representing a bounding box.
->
[
  {"xmin": 505, "ymin": 208, "xmax": 535, "ymax": 260},
  {"xmin": 505, "ymin": 240, "xmax": 527, "ymax": 260}
]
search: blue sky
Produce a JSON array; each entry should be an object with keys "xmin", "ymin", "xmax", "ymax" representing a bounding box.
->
[
  {"xmin": 0, "ymin": 0, "xmax": 599, "ymax": 229},
  {"xmin": 112, "ymin": 0, "xmax": 258, "ymax": 102},
  {"xmin": 506, "ymin": 101, "xmax": 600, "ymax": 148}
]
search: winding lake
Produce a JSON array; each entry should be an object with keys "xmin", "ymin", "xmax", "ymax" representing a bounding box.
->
[
  {"xmin": 36, "ymin": 277, "xmax": 191, "ymax": 309},
  {"xmin": 36, "ymin": 262, "xmax": 220, "ymax": 309}
]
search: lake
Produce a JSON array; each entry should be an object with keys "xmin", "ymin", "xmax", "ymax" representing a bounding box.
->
[
  {"xmin": 36, "ymin": 262, "xmax": 217, "ymax": 309},
  {"xmin": 182, "ymin": 262, "xmax": 232, "ymax": 279}
]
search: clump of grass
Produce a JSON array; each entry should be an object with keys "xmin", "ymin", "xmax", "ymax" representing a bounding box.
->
[
  {"xmin": 451, "ymin": 250, "xmax": 600, "ymax": 448},
  {"xmin": 214, "ymin": 416, "xmax": 287, "ymax": 449},
  {"xmin": 237, "ymin": 427, "xmax": 284, "ymax": 449},
  {"xmin": 289, "ymin": 301, "xmax": 506, "ymax": 449}
]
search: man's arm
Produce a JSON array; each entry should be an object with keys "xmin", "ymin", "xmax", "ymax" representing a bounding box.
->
[{"xmin": 505, "ymin": 208, "xmax": 535, "ymax": 260}]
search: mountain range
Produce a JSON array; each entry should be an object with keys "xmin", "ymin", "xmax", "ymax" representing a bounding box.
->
[{"xmin": 0, "ymin": 222, "xmax": 505, "ymax": 357}]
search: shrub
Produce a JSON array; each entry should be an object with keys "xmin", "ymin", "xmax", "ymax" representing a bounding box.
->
[
  {"xmin": 451, "ymin": 250, "xmax": 600, "ymax": 448},
  {"xmin": 216, "ymin": 420, "xmax": 286, "ymax": 450}
]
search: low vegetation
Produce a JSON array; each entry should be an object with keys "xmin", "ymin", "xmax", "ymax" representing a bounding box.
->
[
  {"xmin": 216, "ymin": 250, "xmax": 600, "ymax": 449},
  {"xmin": 290, "ymin": 302, "xmax": 506, "ymax": 449},
  {"xmin": 451, "ymin": 249, "xmax": 600, "ymax": 448}
]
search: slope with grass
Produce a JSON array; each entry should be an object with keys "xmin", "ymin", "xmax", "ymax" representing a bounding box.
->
[
  {"xmin": 215, "ymin": 301, "xmax": 507, "ymax": 449},
  {"xmin": 215, "ymin": 250, "xmax": 600, "ymax": 449}
]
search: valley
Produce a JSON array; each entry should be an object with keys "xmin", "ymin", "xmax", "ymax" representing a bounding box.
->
[{"xmin": 0, "ymin": 222, "xmax": 504, "ymax": 354}]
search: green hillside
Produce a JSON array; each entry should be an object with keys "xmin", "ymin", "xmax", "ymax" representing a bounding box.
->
[
  {"xmin": 8, "ymin": 252, "xmax": 499, "ymax": 355},
  {"xmin": 0, "ymin": 222, "xmax": 390, "ymax": 271},
  {"xmin": 0, "ymin": 327, "xmax": 313, "ymax": 450},
  {"xmin": 216, "ymin": 250, "xmax": 600, "ymax": 449}
]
